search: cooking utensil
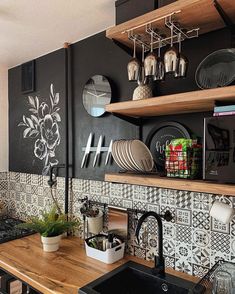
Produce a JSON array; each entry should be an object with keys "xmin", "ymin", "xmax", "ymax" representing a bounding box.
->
[
  {"xmin": 164, "ymin": 23, "xmax": 179, "ymax": 73},
  {"xmin": 93, "ymin": 135, "xmax": 103, "ymax": 167},
  {"xmin": 144, "ymin": 30, "xmax": 158, "ymax": 77},
  {"xmin": 81, "ymin": 133, "xmax": 93, "ymax": 168},
  {"xmin": 127, "ymin": 38, "xmax": 141, "ymax": 81},
  {"xmin": 195, "ymin": 48, "xmax": 235, "ymax": 89},
  {"xmin": 105, "ymin": 140, "xmax": 113, "ymax": 165},
  {"xmin": 175, "ymin": 33, "xmax": 188, "ymax": 78}
]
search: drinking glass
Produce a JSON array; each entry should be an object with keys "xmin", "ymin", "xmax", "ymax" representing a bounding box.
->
[
  {"xmin": 213, "ymin": 270, "xmax": 233, "ymax": 294},
  {"xmin": 221, "ymin": 263, "xmax": 235, "ymax": 293},
  {"xmin": 144, "ymin": 30, "xmax": 158, "ymax": 77},
  {"xmin": 174, "ymin": 32, "xmax": 188, "ymax": 78},
  {"xmin": 127, "ymin": 38, "xmax": 141, "ymax": 81},
  {"xmin": 164, "ymin": 23, "xmax": 179, "ymax": 73}
]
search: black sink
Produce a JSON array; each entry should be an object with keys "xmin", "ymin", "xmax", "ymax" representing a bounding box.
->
[{"xmin": 79, "ymin": 261, "xmax": 196, "ymax": 294}]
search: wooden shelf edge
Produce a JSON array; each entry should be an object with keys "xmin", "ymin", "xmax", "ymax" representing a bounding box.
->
[
  {"xmin": 106, "ymin": 0, "xmax": 226, "ymax": 39},
  {"xmin": 105, "ymin": 86, "xmax": 235, "ymax": 117},
  {"xmin": 106, "ymin": 0, "xmax": 235, "ymax": 53},
  {"xmin": 105, "ymin": 173, "xmax": 235, "ymax": 196}
]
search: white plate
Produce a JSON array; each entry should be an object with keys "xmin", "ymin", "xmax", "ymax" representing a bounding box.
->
[
  {"xmin": 118, "ymin": 141, "xmax": 132, "ymax": 171},
  {"xmin": 129, "ymin": 140, "xmax": 154, "ymax": 172},
  {"xmin": 112, "ymin": 141, "xmax": 126, "ymax": 170},
  {"xmin": 116, "ymin": 140, "xmax": 130, "ymax": 170},
  {"xmin": 121, "ymin": 140, "xmax": 138, "ymax": 172},
  {"xmin": 125, "ymin": 140, "xmax": 142, "ymax": 172}
]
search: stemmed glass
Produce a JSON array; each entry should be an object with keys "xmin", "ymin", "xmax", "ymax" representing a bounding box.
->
[
  {"xmin": 154, "ymin": 37, "xmax": 165, "ymax": 81},
  {"xmin": 164, "ymin": 23, "xmax": 179, "ymax": 74},
  {"xmin": 138, "ymin": 44, "xmax": 148, "ymax": 85},
  {"xmin": 127, "ymin": 38, "xmax": 141, "ymax": 81},
  {"xmin": 175, "ymin": 32, "xmax": 188, "ymax": 78},
  {"xmin": 144, "ymin": 30, "xmax": 158, "ymax": 77}
]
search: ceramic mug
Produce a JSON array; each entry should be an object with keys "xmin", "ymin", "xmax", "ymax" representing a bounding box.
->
[{"xmin": 210, "ymin": 196, "xmax": 234, "ymax": 224}]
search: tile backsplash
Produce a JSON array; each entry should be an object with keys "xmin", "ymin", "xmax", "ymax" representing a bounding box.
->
[{"xmin": 0, "ymin": 171, "xmax": 234, "ymax": 278}]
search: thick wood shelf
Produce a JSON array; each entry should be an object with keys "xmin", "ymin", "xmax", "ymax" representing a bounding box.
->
[
  {"xmin": 105, "ymin": 86, "xmax": 235, "ymax": 117},
  {"xmin": 106, "ymin": 0, "xmax": 235, "ymax": 49},
  {"xmin": 105, "ymin": 173, "xmax": 235, "ymax": 196}
]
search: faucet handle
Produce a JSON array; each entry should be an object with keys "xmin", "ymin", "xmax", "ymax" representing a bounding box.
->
[{"xmin": 161, "ymin": 210, "xmax": 173, "ymax": 222}]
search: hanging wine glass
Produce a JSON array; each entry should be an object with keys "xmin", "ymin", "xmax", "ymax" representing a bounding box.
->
[
  {"xmin": 127, "ymin": 38, "xmax": 141, "ymax": 82},
  {"xmin": 144, "ymin": 30, "xmax": 158, "ymax": 77},
  {"xmin": 155, "ymin": 37, "xmax": 165, "ymax": 81},
  {"xmin": 174, "ymin": 33, "xmax": 188, "ymax": 78},
  {"xmin": 138, "ymin": 44, "xmax": 148, "ymax": 85},
  {"xmin": 133, "ymin": 44, "xmax": 153, "ymax": 101},
  {"xmin": 164, "ymin": 23, "xmax": 179, "ymax": 73}
]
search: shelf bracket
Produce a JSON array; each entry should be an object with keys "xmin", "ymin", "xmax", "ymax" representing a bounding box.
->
[{"xmin": 113, "ymin": 113, "xmax": 142, "ymax": 126}]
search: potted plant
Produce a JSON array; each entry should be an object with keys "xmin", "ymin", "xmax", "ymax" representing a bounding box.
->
[{"xmin": 18, "ymin": 206, "xmax": 79, "ymax": 252}]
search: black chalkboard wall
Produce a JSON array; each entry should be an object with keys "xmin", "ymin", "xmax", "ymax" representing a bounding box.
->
[
  {"xmin": 9, "ymin": 50, "xmax": 66, "ymax": 176},
  {"xmin": 9, "ymin": 25, "xmax": 232, "ymax": 180}
]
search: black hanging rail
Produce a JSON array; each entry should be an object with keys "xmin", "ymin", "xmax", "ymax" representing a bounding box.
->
[
  {"xmin": 64, "ymin": 42, "xmax": 70, "ymax": 216},
  {"xmin": 47, "ymin": 43, "xmax": 73, "ymax": 217}
]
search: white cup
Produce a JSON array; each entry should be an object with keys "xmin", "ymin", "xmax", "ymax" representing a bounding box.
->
[{"xmin": 210, "ymin": 196, "xmax": 234, "ymax": 224}]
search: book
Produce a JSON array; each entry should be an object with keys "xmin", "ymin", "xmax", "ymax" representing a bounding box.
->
[
  {"xmin": 213, "ymin": 111, "xmax": 235, "ymax": 116},
  {"xmin": 214, "ymin": 100, "xmax": 235, "ymax": 106},
  {"xmin": 214, "ymin": 105, "xmax": 235, "ymax": 112}
]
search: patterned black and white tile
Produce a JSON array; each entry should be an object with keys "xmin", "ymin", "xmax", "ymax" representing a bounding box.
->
[{"xmin": 1, "ymin": 171, "xmax": 235, "ymax": 278}]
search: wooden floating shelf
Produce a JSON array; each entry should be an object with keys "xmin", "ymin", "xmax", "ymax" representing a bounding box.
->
[
  {"xmin": 105, "ymin": 173, "xmax": 235, "ymax": 196},
  {"xmin": 105, "ymin": 86, "xmax": 235, "ymax": 117},
  {"xmin": 106, "ymin": 0, "xmax": 235, "ymax": 50}
]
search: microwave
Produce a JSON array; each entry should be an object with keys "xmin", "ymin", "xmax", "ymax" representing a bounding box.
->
[{"xmin": 203, "ymin": 116, "xmax": 235, "ymax": 183}]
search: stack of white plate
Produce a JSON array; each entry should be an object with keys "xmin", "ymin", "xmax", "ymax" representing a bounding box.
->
[{"xmin": 112, "ymin": 140, "xmax": 154, "ymax": 172}]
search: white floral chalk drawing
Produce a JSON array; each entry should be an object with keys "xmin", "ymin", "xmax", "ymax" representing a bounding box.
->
[{"xmin": 18, "ymin": 84, "xmax": 61, "ymax": 175}]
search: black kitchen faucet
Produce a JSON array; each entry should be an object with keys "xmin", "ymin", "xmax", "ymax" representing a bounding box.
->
[{"xmin": 135, "ymin": 210, "xmax": 173, "ymax": 277}]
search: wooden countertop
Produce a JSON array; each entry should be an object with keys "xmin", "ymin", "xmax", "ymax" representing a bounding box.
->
[{"xmin": 0, "ymin": 234, "xmax": 199, "ymax": 294}]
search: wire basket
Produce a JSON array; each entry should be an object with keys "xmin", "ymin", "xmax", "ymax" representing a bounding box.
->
[
  {"xmin": 165, "ymin": 147, "xmax": 202, "ymax": 179},
  {"xmin": 193, "ymin": 260, "xmax": 235, "ymax": 293}
]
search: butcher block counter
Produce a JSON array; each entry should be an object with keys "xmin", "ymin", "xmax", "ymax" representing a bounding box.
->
[{"xmin": 0, "ymin": 234, "xmax": 199, "ymax": 294}]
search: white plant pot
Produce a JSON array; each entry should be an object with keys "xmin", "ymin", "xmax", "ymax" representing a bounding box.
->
[
  {"xmin": 87, "ymin": 211, "xmax": 103, "ymax": 234},
  {"xmin": 41, "ymin": 235, "xmax": 62, "ymax": 252}
]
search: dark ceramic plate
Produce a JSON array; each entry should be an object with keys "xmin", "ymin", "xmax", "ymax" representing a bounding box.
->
[
  {"xmin": 145, "ymin": 122, "xmax": 190, "ymax": 173},
  {"xmin": 195, "ymin": 48, "xmax": 235, "ymax": 89}
]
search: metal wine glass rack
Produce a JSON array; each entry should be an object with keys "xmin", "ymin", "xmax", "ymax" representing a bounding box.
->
[{"xmin": 125, "ymin": 11, "xmax": 200, "ymax": 52}]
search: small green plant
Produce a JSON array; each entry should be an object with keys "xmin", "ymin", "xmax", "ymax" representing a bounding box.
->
[
  {"xmin": 18, "ymin": 206, "xmax": 80, "ymax": 237},
  {"xmin": 80, "ymin": 205, "xmax": 100, "ymax": 217}
]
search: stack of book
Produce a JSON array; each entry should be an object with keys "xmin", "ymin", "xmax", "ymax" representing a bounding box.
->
[{"xmin": 213, "ymin": 104, "xmax": 235, "ymax": 116}]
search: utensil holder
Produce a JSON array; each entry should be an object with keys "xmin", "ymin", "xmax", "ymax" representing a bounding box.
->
[
  {"xmin": 87, "ymin": 211, "xmax": 104, "ymax": 235},
  {"xmin": 85, "ymin": 235, "xmax": 125, "ymax": 264}
]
